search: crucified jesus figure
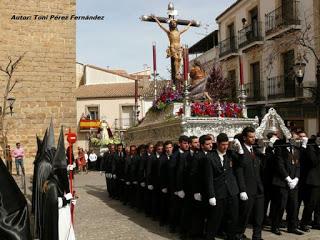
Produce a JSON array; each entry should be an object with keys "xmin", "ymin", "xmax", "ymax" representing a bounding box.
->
[{"xmin": 151, "ymin": 15, "xmax": 192, "ymax": 83}]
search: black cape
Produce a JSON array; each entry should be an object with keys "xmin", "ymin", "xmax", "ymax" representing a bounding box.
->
[{"xmin": 0, "ymin": 158, "xmax": 31, "ymax": 240}]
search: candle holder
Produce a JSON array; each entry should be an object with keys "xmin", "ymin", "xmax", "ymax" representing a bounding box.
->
[
  {"xmin": 217, "ymin": 101, "xmax": 223, "ymax": 117},
  {"xmin": 238, "ymin": 84, "xmax": 248, "ymax": 118}
]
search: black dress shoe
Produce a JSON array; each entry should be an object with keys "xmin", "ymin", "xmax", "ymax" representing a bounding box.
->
[
  {"xmin": 299, "ymin": 225, "xmax": 311, "ymax": 232},
  {"xmin": 271, "ymin": 228, "xmax": 282, "ymax": 235},
  {"xmin": 288, "ymin": 229, "xmax": 304, "ymax": 235}
]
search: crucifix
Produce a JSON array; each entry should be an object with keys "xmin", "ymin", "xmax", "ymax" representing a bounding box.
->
[{"xmin": 141, "ymin": 2, "xmax": 200, "ymax": 87}]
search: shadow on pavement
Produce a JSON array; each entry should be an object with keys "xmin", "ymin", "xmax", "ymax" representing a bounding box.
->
[{"xmin": 85, "ymin": 185, "xmax": 179, "ymax": 240}]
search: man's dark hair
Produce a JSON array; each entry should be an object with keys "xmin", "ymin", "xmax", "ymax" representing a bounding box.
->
[
  {"xmin": 234, "ymin": 133, "xmax": 243, "ymax": 142},
  {"xmin": 116, "ymin": 143, "xmax": 123, "ymax": 148},
  {"xmin": 242, "ymin": 127, "xmax": 255, "ymax": 137},
  {"xmin": 217, "ymin": 133, "xmax": 229, "ymax": 143},
  {"xmin": 189, "ymin": 136, "xmax": 198, "ymax": 144},
  {"xmin": 16, "ymin": 142, "xmax": 20, "ymax": 146},
  {"xmin": 199, "ymin": 135, "xmax": 212, "ymax": 145},
  {"xmin": 155, "ymin": 141, "xmax": 164, "ymax": 148},
  {"xmin": 146, "ymin": 142, "xmax": 153, "ymax": 148},
  {"xmin": 164, "ymin": 140, "xmax": 173, "ymax": 147},
  {"xmin": 266, "ymin": 132, "xmax": 276, "ymax": 140},
  {"xmin": 179, "ymin": 135, "xmax": 189, "ymax": 143},
  {"xmin": 297, "ymin": 130, "xmax": 306, "ymax": 135}
]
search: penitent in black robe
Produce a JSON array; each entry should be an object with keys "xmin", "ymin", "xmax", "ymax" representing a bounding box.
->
[{"xmin": 0, "ymin": 158, "xmax": 31, "ymax": 240}]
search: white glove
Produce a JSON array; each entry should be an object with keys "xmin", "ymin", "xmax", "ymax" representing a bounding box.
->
[
  {"xmin": 58, "ymin": 197, "xmax": 63, "ymax": 208},
  {"xmin": 133, "ymin": 181, "xmax": 138, "ymax": 185},
  {"xmin": 140, "ymin": 182, "xmax": 146, "ymax": 187},
  {"xmin": 71, "ymin": 199, "xmax": 77, "ymax": 206},
  {"xmin": 161, "ymin": 188, "xmax": 167, "ymax": 193},
  {"xmin": 147, "ymin": 185, "xmax": 154, "ymax": 190},
  {"xmin": 67, "ymin": 164, "xmax": 74, "ymax": 171},
  {"xmin": 291, "ymin": 177, "xmax": 299, "ymax": 189},
  {"xmin": 285, "ymin": 176, "xmax": 293, "ymax": 183},
  {"xmin": 209, "ymin": 197, "xmax": 216, "ymax": 206},
  {"xmin": 126, "ymin": 181, "xmax": 131, "ymax": 185},
  {"xmin": 194, "ymin": 193, "xmax": 202, "ymax": 201},
  {"xmin": 177, "ymin": 190, "xmax": 185, "ymax": 199},
  {"xmin": 234, "ymin": 139, "xmax": 244, "ymax": 154},
  {"xmin": 65, "ymin": 193, "xmax": 73, "ymax": 201},
  {"xmin": 113, "ymin": 174, "xmax": 117, "ymax": 179},
  {"xmin": 73, "ymin": 162, "xmax": 76, "ymax": 168},
  {"xmin": 108, "ymin": 173, "xmax": 112, "ymax": 179},
  {"xmin": 301, "ymin": 137, "xmax": 308, "ymax": 149},
  {"xmin": 240, "ymin": 192, "xmax": 249, "ymax": 201},
  {"xmin": 174, "ymin": 191, "xmax": 178, "ymax": 196}
]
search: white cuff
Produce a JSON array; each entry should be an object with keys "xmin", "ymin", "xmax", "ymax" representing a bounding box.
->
[
  {"xmin": 58, "ymin": 197, "xmax": 63, "ymax": 208},
  {"xmin": 65, "ymin": 192, "xmax": 73, "ymax": 200}
]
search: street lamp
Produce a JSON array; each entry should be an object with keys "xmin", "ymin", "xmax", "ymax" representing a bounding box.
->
[
  {"xmin": 7, "ymin": 97, "xmax": 16, "ymax": 116},
  {"xmin": 293, "ymin": 60, "xmax": 306, "ymax": 86}
]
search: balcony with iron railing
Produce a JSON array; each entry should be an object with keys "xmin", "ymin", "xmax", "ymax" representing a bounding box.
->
[
  {"xmin": 219, "ymin": 36, "xmax": 238, "ymax": 58},
  {"xmin": 268, "ymin": 75, "xmax": 303, "ymax": 98},
  {"xmin": 238, "ymin": 22, "xmax": 263, "ymax": 50},
  {"xmin": 245, "ymin": 81, "xmax": 265, "ymax": 101},
  {"xmin": 265, "ymin": 1, "xmax": 301, "ymax": 37}
]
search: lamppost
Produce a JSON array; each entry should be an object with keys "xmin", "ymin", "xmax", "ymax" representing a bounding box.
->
[
  {"xmin": 0, "ymin": 97, "xmax": 16, "ymax": 116},
  {"xmin": 293, "ymin": 56, "xmax": 320, "ymax": 132}
]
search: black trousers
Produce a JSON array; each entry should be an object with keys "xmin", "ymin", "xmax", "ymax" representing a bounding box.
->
[
  {"xmin": 151, "ymin": 187, "xmax": 161, "ymax": 218},
  {"xmin": 180, "ymin": 193, "xmax": 193, "ymax": 235},
  {"xmin": 314, "ymin": 202, "xmax": 320, "ymax": 225},
  {"xmin": 144, "ymin": 188, "xmax": 153, "ymax": 216},
  {"xmin": 206, "ymin": 195, "xmax": 239, "ymax": 240},
  {"xmin": 159, "ymin": 191, "xmax": 170, "ymax": 225},
  {"xmin": 263, "ymin": 184, "xmax": 273, "ymax": 220},
  {"xmin": 301, "ymin": 186, "xmax": 320, "ymax": 226},
  {"xmin": 169, "ymin": 194, "xmax": 183, "ymax": 232},
  {"xmin": 135, "ymin": 185, "xmax": 145, "ymax": 211},
  {"xmin": 190, "ymin": 199, "xmax": 206, "ymax": 237},
  {"xmin": 130, "ymin": 183, "xmax": 138, "ymax": 207},
  {"xmin": 238, "ymin": 194, "xmax": 264, "ymax": 240},
  {"xmin": 105, "ymin": 173, "xmax": 111, "ymax": 196},
  {"xmin": 271, "ymin": 187, "xmax": 299, "ymax": 230}
]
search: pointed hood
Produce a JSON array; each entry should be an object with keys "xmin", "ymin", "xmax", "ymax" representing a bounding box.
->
[
  {"xmin": 47, "ymin": 118, "xmax": 55, "ymax": 150},
  {"xmin": 53, "ymin": 126, "xmax": 67, "ymax": 169}
]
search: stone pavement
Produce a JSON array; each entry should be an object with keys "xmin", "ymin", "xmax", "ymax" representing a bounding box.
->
[{"xmin": 74, "ymin": 172, "xmax": 320, "ymax": 240}]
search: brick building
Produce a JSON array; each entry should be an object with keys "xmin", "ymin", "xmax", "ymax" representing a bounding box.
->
[{"xmin": 0, "ymin": 0, "xmax": 77, "ymax": 173}]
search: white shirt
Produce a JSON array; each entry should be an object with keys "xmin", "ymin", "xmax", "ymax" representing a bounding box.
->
[
  {"xmin": 84, "ymin": 153, "xmax": 88, "ymax": 163},
  {"xmin": 244, "ymin": 143, "xmax": 253, "ymax": 153},
  {"xmin": 156, "ymin": 153, "xmax": 161, "ymax": 159},
  {"xmin": 89, "ymin": 153, "xmax": 97, "ymax": 162},
  {"xmin": 217, "ymin": 150, "xmax": 225, "ymax": 166}
]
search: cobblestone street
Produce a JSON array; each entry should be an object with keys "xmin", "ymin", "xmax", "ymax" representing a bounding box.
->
[{"xmin": 73, "ymin": 172, "xmax": 320, "ymax": 240}]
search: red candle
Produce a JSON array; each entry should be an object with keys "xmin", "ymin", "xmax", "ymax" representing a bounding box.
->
[{"xmin": 152, "ymin": 43, "xmax": 157, "ymax": 73}]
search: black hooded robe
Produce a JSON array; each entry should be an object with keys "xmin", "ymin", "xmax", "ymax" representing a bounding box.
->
[{"xmin": 0, "ymin": 158, "xmax": 31, "ymax": 240}]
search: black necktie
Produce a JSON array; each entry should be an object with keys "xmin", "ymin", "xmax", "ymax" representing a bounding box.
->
[{"xmin": 223, "ymin": 155, "xmax": 227, "ymax": 168}]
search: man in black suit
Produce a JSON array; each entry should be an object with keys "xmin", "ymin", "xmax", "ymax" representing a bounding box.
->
[
  {"xmin": 159, "ymin": 141, "xmax": 173, "ymax": 226},
  {"xmin": 270, "ymin": 136, "xmax": 304, "ymax": 235},
  {"xmin": 142, "ymin": 143, "xmax": 154, "ymax": 217},
  {"xmin": 234, "ymin": 127, "xmax": 264, "ymax": 240},
  {"xmin": 189, "ymin": 135, "xmax": 206, "ymax": 239},
  {"xmin": 105, "ymin": 144, "xmax": 115, "ymax": 198},
  {"xmin": 262, "ymin": 133, "xmax": 278, "ymax": 225},
  {"xmin": 176, "ymin": 135, "xmax": 193, "ymax": 238},
  {"xmin": 151, "ymin": 141, "xmax": 164, "ymax": 220},
  {"xmin": 128, "ymin": 145, "xmax": 139, "ymax": 207},
  {"xmin": 168, "ymin": 136, "xmax": 189, "ymax": 233},
  {"xmin": 300, "ymin": 136, "xmax": 320, "ymax": 231},
  {"xmin": 205, "ymin": 133, "xmax": 239, "ymax": 240}
]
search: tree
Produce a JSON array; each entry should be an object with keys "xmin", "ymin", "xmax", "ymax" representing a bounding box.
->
[
  {"xmin": 0, "ymin": 54, "xmax": 25, "ymax": 158},
  {"xmin": 206, "ymin": 63, "xmax": 232, "ymax": 101}
]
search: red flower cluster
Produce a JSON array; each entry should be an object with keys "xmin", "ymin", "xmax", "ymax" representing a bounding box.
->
[
  {"xmin": 190, "ymin": 102, "xmax": 242, "ymax": 118},
  {"xmin": 152, "ymin": 87, "xmax": 183, "ymax": 111}
]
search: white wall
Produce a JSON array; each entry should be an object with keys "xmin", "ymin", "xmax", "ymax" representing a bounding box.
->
[{"xmin": 85, "ymin": 66, "xmax": 134, "ymax": 85}]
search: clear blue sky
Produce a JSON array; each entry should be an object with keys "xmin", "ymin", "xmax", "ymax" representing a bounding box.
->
[{"xmin": 76, "ymin": 0, "xmax": 235, "ymax": 79}]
